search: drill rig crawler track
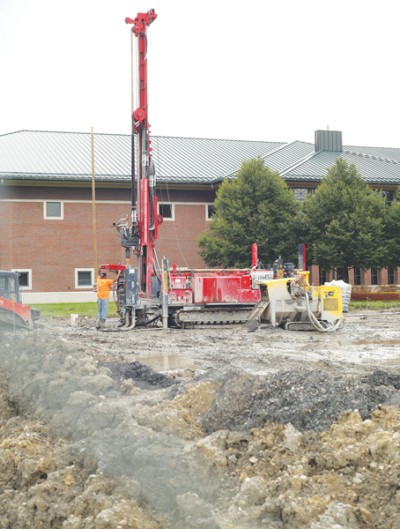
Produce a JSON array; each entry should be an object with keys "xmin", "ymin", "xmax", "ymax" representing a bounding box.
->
[{"xmin": 170, "ymin": 305, "xmax": 253, "ymax": 328}]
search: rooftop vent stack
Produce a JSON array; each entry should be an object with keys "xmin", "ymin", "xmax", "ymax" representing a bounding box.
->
[{"xmin": 315, "ymin": 130, "xmax": 343, "ymax": 152}]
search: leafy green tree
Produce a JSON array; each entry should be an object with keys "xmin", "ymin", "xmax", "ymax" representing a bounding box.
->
[
  {"xmin": 297, "ymin": 158, "xmax": 387, "ymax": 277},
  {"xmin": 384, "ymin": 190, "xmax": 400, "ymax": 269},
  {"xmin": 197, "ymin": 157, "xmax": 299, "ymax": 268}
]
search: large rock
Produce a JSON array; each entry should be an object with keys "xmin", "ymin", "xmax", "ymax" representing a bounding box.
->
[{"xmin": 283, "ymin": 423, "xmax": 302, "ymax": 454}]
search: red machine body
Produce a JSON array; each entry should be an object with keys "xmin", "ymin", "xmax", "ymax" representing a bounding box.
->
[
  {"xmin": 0, "ymin": 296, "xmax": 33, "ymax": 328},
  {"xmin": 167, "ymin": 271, "xmax": 261, "ymax": 305},
  {"xmin": 0, "ymin": 271, "xmax": 39, "ymax": 330}
]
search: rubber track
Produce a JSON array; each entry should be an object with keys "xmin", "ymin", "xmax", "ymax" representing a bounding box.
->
[{"xmin": 172, "ymin": 308, "xmax": 252, "ymax": 328}]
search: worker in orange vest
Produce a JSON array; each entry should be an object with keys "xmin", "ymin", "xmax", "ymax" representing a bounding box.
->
[{"xmin": 96, "ymin": 266, "xmax": 120, "ymax": 330}]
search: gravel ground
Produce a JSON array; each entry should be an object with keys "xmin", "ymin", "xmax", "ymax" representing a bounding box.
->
[{"xmin": 1, "ymin": 310, "xmax": 400, "ymax": 528}]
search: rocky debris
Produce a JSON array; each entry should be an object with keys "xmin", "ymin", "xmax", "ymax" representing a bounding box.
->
[
  {"xmin": 0, "ymin": 334, "xmax": 229, "ymax": 518},
  {"xmin": 311, "ymin": 501, "xmax": 357, "ymax": 528},
  {"xmin": 363, "ymin": 369, "xmax": 400, "ymax": 390},
  {"xmin": 134, "ymin": 380, "xmax": 216, "ymax": 440},
  {"xmin": 98, "ymin": 361, "xmax": 181, "ymax": 390},
  {"xmin": 282, "ymin": 423, "xmax": 302, "ymax": 454},
  {"xmin": 4, "ymin": 325, "xmax": 400, "ymax": 527},
  {"xmin": 0, "ymin": 387, "xmax": 160, "ymax": 528},
  {"xmin": 193, "ymin": 406, "xmax": 400, "ymax": 527},
  {"xmin": 175, "ymin": 493, "xmax": 217, "ymax": 529},
  {"xmin": 198, "ymin": 367, "xmax": 400, "ymax": 433}
]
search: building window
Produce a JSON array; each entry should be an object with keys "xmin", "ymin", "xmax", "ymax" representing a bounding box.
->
[
  {"xmin": 336, "ymin": 268, "xmax": 348, "ymax": 282},
  {"xmin": 381, "ymin": 190, "xmax": 396, "ymax": 205},
  {"xmin": 353, "ymin": 267, "xmax": 362, "ymax": 285},
  {"xmin": 11, "ymin": 269, "xmax": 32, "ymax": 290},
  {"xmin": 75, "ymin": 268, "xmax": 94, "ymax": 289},
  {"xmin": 158, "ymin": 203, "xmax": 174, "ymax": 221},
  {"xmin": 388, "ymin": 267, "xmax": 395, "ymax": 284},
  {"xmin": 371, "ymin": 268, "xmax": 379, "ymax": 285},
  {"xmin": 206, "ymin": 204, "xmax": 216, "ymax": 220},
  {"xmin": 319, "ymin": 268, "xmax": 327, "ymax": 285},
  {"xmin": 44, "ymin": 201, "xmax": 63, "ymax": 219},
  {"xmin": 292, "ymin": 188, "xmax": 315, "ymax": 201}
]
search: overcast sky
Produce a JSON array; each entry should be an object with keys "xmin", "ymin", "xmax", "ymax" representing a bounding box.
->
[{"xmin": 0, "ymin": 0, "xmax": 398, "ymax": 148}]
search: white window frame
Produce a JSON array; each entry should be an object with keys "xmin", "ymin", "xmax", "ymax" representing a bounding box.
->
[
  {"xmin": 11, "ymin": 269, "xmax": 32, "ymax": 290},
  {"xmin": 75, "ymin": 268, "xmax": 95, "ymax": 289},
  {"xmin": 206, "ymin": 203, "xmax": 216, "ymax": 220},
  {"xmin": 157, "ymin": 202, "xmax": 175, "ymax": 221},
  {"xmin": 44, "ymin": 201, "xmax": 64, "ymax": 220}
]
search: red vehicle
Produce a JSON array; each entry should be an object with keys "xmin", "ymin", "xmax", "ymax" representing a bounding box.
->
[
  {"xmin": 102, "ymin": 10, "xmax": 294, "ymax": 329},
  {"xmin": 0, "ymin": 271, "xmax": 40, "ymax": 330}
]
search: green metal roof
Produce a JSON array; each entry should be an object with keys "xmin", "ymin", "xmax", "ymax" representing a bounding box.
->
[
  {"xmin": 0, "ymin": 130, "xmax": 284, "ymax": 185},
  {"xmin": 281, "ymin": 150, "xmax": 400, "ymax": 185},
  {"xmin": 0, "ymin": 130, "xmax": 399, "ymax": 186}
]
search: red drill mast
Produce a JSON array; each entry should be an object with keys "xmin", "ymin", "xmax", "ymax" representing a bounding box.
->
[{"xmin": 117, "ymin": 9, "xmax": 160, "ymax": 298}]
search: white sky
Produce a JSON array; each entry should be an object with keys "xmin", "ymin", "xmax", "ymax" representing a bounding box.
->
[{"xmin": 0, "ymin": 0, "xmax": 399, "ymax": 148}]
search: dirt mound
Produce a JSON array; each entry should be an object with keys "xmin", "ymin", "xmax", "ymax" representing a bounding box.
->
[
  {"xmin": 98, "ymin": 361, "xmax": 181, "ymax": 390},
  {"xmin": 0, "ymin": 373, "xmax": 160, "ymax": 529},
  {"xmin": 4, "ymin": 328, "xmax": 400, "ymax": 527},
  {"xmin": 198, "ymin": 368, "xmax": 400, "ymax": 433},
  {"xmin": 0, "ymin": 333, "xmax": 229, "ymax": 520}
]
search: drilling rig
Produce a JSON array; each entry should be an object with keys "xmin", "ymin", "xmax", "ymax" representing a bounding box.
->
[{"xmin": 99, "ymin": 9, "xmax": 344, "ymax": 333}]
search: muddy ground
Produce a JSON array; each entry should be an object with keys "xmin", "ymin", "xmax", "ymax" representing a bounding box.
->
[{"xmin": 1, "ymin": 310, "xmax": 400, "ymax": 528}]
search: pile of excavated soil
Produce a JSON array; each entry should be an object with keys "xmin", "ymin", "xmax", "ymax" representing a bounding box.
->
[
  {"xmin": 0, "ymin": 373, "xmax": 160, "ymax": 529},
  {"xmin": 3, "ymin": 328, "xmax": 400, "ymax": 527},
  {"xmin": 193, "ymin": 368, "xmax": 400, "ymax": 434},
  {"xmin": 194, "ymin": 405, "xmax": 400, "ymax": 528}
]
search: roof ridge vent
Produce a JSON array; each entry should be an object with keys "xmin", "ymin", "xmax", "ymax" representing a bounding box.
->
[{"xmin": 343, "ymin": 149, "xmax": 400, "ymax": 165}]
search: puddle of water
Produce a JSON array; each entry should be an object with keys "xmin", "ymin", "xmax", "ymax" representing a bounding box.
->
[{"xmin": 137, "ymin": 354, "xmax": 202, "ymax": 371}]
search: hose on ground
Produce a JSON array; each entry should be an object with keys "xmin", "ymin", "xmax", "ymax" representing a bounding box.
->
[{"xmin": 305, "ymin": 292, "xmax": 343, "ymax": 333}]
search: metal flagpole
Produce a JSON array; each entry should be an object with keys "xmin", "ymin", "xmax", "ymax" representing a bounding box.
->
[{"xmin": 91, "ymin": 127, "xmax": 98, "ymax": 281}]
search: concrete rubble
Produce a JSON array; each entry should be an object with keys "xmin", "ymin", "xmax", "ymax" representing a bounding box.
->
[{"xmin": 1, "ymin": 309, "xmax": 400, "ymax": 527}]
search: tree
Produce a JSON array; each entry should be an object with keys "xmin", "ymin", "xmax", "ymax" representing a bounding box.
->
[
  {"xmin": 384, "ymin": 191, "xmax": 400, "ymax": 269},
  {"xmin": 297, "ymin": 158, "xmax": 387, "ymax": 277},
  {"xmin": 197, "ymin": 157, "xmax": 299, "ymax": 268}
]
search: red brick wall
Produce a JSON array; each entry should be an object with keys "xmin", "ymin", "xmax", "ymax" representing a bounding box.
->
[
  {"xmin": 309, "ymin": 265, "xmax": 319, "ymax": 284},
  {"xmin": 156, "ymin": 204, "xmax": 209, "ymax": 269},
  {"xmin": 0, "ymin": 199, "xmax": 210, "ymax": 292},
  {"xmin": 363, "ymin": 269, "xmax": 371, "ymax": 285},
  {"xmin": 2, "ymin": 188, "xmax": 398, "ymax": 293},
  {"xmin": 0, "ymin": 201, "xmax": 126, "ymax": 292}
]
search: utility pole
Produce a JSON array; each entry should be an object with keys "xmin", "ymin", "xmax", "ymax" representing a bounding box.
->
[{"xmin": 91, "ymin": 127, "xmax": 97, "ymax": 280}]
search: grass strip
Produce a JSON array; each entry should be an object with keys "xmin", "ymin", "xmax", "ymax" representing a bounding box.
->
[
  {"xmin": 349, "ymin": 300, "xmax": 400, "ymax": 311},
  {"xmin": 29, "ymin": 302, "xmax": 118, "ymax": 318}
]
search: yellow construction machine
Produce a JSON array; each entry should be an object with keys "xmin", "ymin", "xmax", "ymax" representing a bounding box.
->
[{"xmin": 246, "ymin": 270, "xmax": 343, "ymax": 332}]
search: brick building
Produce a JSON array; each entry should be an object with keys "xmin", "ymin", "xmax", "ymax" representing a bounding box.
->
[{"xmin": 0, "ymin": 129, "xmax": 399, "ymax": 303}]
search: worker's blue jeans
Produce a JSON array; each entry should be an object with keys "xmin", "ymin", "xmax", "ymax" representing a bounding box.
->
[{"xmin": 97, "ymin": 299, "xmax": 109, "ymax": 320}]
